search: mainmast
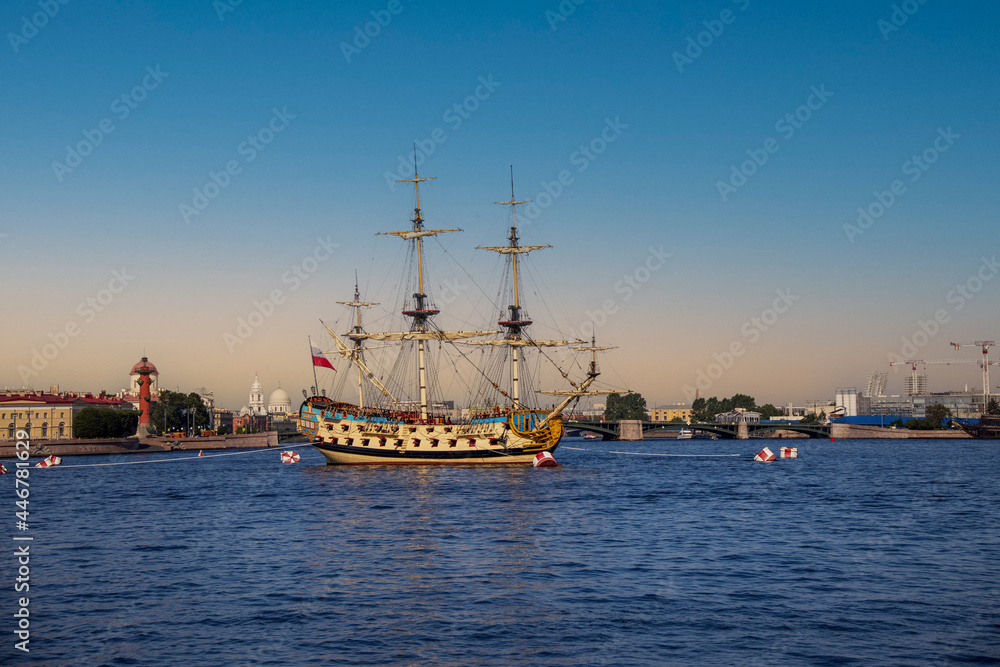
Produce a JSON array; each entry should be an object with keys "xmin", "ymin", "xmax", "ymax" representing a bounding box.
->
[
  {"xmin": 477, "ymin": 167, "xmax": 551, "ymax": 408},
  {"xmin": 338, "ymin": 273, "xmax": 378, "ymax": 408},
  {"xmin": 378, "ymin": 155, "xmax": 461, "ymax": 419}
]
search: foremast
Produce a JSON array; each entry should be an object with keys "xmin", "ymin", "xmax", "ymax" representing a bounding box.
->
[
  {"xmin": 338, "ymin": 276, "xmax": 378, "ymax": 408},
  {"xmin": 320, "ymin": 320, "xmax": 397, "ymax": 403}
]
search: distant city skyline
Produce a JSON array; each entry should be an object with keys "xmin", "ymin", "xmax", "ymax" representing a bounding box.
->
[{"xmin": 3, "ymin": 0, "xmax": 998, "ymax": 410}]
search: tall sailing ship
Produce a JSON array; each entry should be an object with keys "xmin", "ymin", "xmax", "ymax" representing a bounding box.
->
[
  {"xmin": 299, "ymin": 166, "xmax": 618, "ymax": 464},
  {"xmin": 957, "ymin": 415, "xmax": 1000, "ymax": 438}
]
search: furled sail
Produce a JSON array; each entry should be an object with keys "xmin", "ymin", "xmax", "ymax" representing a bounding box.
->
[
  {"xmin": 377, "ymin": 228, "xmax": 462, "ymax": 240},
  {"xmin": 459, "ymin": 339, "xmax": 581, "ymax": 347},
  {"xmin": 538, "ymin": 389, "xmax": 623, "ymax": 395},
  {"xmin": 351, "ymin": 330, "xmax": 496, "ymax": 341},
  {"xmin": 475, "ymin": 245, "xmax": 551, "ymax": 254}
]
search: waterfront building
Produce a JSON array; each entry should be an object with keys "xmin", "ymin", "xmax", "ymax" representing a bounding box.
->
[
  {"xmin": 805, "ymin": 399, "xmax": 836, "ymax": 416},
  {"xmin": 0, "ymin": 393, "xmax": 76, "ymax": 440},
  {"xmin": 572, "ymin": 402, "xmax": 605, "ymax": 419},
  {"xmin": 858, "ymin": 391, "xmax": 985, "ymax": 420},
  {"xmin": 649, "ymin": 405, "xmax": 692, "ymax": 423},
  {"xmin": 249, "ymin": 375, "xmax": 265, "ymax": 415},
  {"xmin": 0, "ymin": 390, "xmax": 133, "ymax": 440},
  {"xmin": 267, "ymin": 384, "xmax": 292, "ymax": 416},
  {"xmin": 213, "ymin": 408, "xmax": 234, "ymax": 433},
  {"xmin": 194, "ymin": 387, "xmax": 216, "ymax": 428},
  {"xmin": 864, "ymin": 370, "xmax": 888, "ymax": 397},
  {"xmin": 238, "ymin": 375, "xmax": 269, "ymax": 418},
  {"xmin": 858, "ymin": 394, "xmax": 914, "ymax": 420},
  {"xmin": 715, "ymin": 408, "xmax": 761, "ymax": 424},
  {"xmin": 233, "ymin": 412, "xmax": 270, "ymax": 433},
  {"xmin": 236, "ymin": 375, "xmax": 272, "ymax": 432},
  {"xmin": 835, "ymin": 388, "xmax": 859, "ymax": 417},
  {"xmin": 904, "ymin": 373, "xmax": 929, "ymax": 396}
]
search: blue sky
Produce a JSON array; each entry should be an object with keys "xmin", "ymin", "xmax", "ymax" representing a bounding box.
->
[{"xmin": 2, "ymin": 0, "xmax": 998, "ymax": 410}]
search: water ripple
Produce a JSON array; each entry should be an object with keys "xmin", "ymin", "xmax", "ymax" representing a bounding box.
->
[{"xmin": 4, "ymin": 439, "xmax": 999, "ymax": 665}]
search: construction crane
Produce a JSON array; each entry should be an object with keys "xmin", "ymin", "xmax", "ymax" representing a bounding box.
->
[
  {"xmin": 887, "ymin": 359, "xmax": 996, "ymax": 397},
  {"xmin": 950, "ymin": 340, "xmax": 996, "ymax": 409}
]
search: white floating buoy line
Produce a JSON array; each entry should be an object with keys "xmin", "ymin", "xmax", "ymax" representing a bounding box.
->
[
  {"xmin": 17, "ymin": 448, "xmax": 298, "ymax": 469},
  {"xmin": 560, "ymin": 446, "xmax": 740, "ymax": 457}
]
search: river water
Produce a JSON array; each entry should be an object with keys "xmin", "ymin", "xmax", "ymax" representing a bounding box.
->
[{"xmin": 3, "ymin": 438, "xmax": 998, "ymax": 666}]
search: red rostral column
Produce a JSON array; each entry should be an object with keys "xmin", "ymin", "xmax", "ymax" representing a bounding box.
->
[{"xmin": 133, "ymin": 357, "xmax": 155, "ymax": 427}]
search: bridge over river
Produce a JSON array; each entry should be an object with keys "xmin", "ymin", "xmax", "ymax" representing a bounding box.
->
[{"xmin": 566, "ymin": 419, "xmax": 832, "ymax": 440}]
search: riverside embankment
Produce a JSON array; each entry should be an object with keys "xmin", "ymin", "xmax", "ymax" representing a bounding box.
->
[{"xmin": 828, "ymin": 423, "xmax": 971, "ymax": 439}]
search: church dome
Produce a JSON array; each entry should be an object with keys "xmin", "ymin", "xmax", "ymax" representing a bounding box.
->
[{"xmin": 268, "ymin": 383, "xmax": 292, "ymax": 414}]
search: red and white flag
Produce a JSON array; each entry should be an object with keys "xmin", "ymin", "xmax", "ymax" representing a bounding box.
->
[{"xmin": 311, "ymin": 344, "xmax": 335, "ymax": 371}]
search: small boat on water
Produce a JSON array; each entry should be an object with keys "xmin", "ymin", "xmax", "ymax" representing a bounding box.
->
[
  {"xmin": 676, "ymin": 428, "xmax": 693, "ymax": 440},
  {"xmin": 582, "ymin": 433, "xmax": 600, "ymax": 440}
]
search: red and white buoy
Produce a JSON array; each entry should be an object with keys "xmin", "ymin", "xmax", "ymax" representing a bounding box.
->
[
  {"xmin": 35, "ymin": 455, "xmax": 62, "ymax": 468},
  {"xmin": 0, "ymin": 464, "xmax": 8, "ymax": 474},
  {"xmin": 779, "ymin": 447, "xmax": 799, "ymax": 459},
  {"xmin": 753, "ymin": 447, "xmax": 776, "ymax": 462},
  {"xmin": 533, "ymin": 451, "xmax": 559, "ymax": 468},
  {"xmin": 281, "ymin": 450, "xmax": 300, "ymax": 464},
  {"xmin": 198, "ymin": 450, "xmax": 204, "ymax": 457}
]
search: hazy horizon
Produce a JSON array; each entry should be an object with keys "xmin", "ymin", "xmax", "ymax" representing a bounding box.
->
[{"xmin": 3, "ymin": 0, "xmax": 998, "ymax": 411}]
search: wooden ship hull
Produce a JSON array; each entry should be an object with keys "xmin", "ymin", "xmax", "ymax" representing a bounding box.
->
[
  {"xmin": 310, "ymin": 405, "xmax": 563, "ymax": 465},
  {"xmin": 313, "ymin": 403, "xmax": 563, "ymax": 465},
  {"xmin": 958, "ymin": 415, "xmax": 1000, "ymax": 439}
]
